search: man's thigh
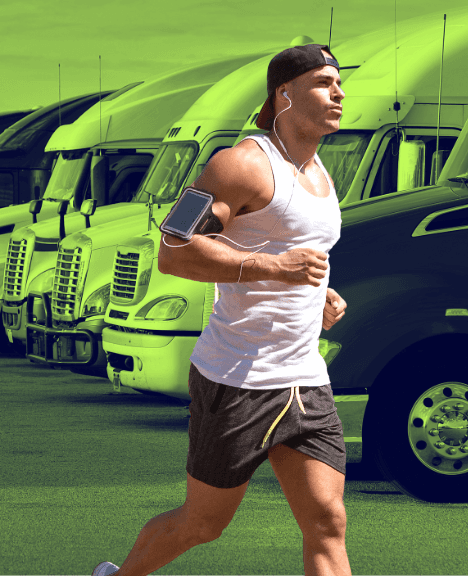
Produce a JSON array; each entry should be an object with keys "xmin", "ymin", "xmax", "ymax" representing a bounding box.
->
[
  {"xmin": 268, "ymin": 443, "xmax": 346, "ymax": 535},
  {"xmin": 183, "ymin": 472, "xmax": 250, "ymax": 535}
]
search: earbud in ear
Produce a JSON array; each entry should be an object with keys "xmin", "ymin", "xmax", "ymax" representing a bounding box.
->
[{"xmin": 283, "ymin": 91, "xmax": 288, "ymax": 97}]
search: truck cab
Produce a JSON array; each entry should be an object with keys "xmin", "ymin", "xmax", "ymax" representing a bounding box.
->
[{"xmin": 0, "ymin": 91, "xmax": 119, "ymax": 287}]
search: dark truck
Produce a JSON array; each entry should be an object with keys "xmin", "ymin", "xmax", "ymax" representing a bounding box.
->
[
  {"xmin": 325, "ymin": 125, "xmax": 468, "ymax": 502},
  {"xmin": 0, "ymin": 92, "xmax": 114, "ymax": 208}
]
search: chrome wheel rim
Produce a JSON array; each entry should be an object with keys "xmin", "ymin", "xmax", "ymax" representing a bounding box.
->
[{"xmin": 408, "ymin": 382, "xmax": 468, "ymax": 475}]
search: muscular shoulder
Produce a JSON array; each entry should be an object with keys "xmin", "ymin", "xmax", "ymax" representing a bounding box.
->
[
  {"xmin": 189, "ymin": 137, "xmax": 273, "ymax": 225},
  {"xmin": 192, "ymin": 138, "xmax": 269, "ymax": 194}
]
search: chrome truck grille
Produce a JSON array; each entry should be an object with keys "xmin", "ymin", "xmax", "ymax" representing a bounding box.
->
[
  {"xmin": 51, "ymin": 246, "xmax": 82, "ymax": 317},
  {"xmin": 3, "ymin": 239, "xmax": 27, "ymax": 298},
  {"xmin": 112, "ymin": 251, "xmax": 139, "ymax": 301}
]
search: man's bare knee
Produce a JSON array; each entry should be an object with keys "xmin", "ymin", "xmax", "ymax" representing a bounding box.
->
[
  {"xmin": 182, "ymin": 473, "xmax": 249, "ymax": 544},
  {"xmin": 181, "ymin": 502, "xmax": 231, "ymax": 544},
  {"xmin": 302, "ymin": 501, "xmax": 347, "ymax": 542},
  {"xmin": 179, "ymin": 503, "xmax": 227, "ymax": 545}
]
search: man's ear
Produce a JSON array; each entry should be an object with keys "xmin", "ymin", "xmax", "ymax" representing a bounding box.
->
[{"xmin": 277, "ymin": 84, "xmax": 289, "ymax": 100}]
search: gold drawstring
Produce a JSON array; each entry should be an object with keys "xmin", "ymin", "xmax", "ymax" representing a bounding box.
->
[{"xmin": 261, "ymin": 386, "xmax": 306, "ymax": 448}]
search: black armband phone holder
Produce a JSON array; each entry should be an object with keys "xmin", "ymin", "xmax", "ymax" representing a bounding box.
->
[{"xmin": 159, "ymin": 187, "xmax": 224, "ymax": 241}]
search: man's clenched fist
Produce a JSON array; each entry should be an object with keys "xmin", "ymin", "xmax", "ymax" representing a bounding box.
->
[{"xmin": 322, "ymin": 287, "xmax": 347, "ymax": 331}]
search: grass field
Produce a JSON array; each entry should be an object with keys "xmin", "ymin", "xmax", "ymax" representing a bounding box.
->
[{"xmin": 2, "ymin": 353, "xmax": 467, "ymax": 575}]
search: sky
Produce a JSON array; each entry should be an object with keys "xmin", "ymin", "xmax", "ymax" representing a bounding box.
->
[{"xmin": 1, "ymin": 0, "xmax": 468, "ymax": 111}]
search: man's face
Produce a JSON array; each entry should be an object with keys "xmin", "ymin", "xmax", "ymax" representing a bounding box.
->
[{"xmin": 283, "ymin": 52, "xmax": 345, "ymax": 137}]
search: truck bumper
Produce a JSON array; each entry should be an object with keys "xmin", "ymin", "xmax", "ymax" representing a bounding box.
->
[
  {"xmin": 102, "ymin": 327, "xmax": 198, "ymax": 400},
  {"xmin": 25, "ymin": 291, "xmax": 107, "ymax": 368},
  {"xmin": 102, "ymin": 325, "xmax": 369, "ymax": 437}
]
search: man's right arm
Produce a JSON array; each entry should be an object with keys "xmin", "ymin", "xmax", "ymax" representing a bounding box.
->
[{"xmin": 158, "ymin": 143, "xmax": 328, "ymax": 286}]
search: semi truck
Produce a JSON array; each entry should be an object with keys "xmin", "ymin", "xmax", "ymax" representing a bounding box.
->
[
  {"xmin": 1, "ymin": 50, "xmax": 285, "ymax": 359},
  {"xmin": 0, "ymin": 90, "xmax": 118, "ymax": 284},
  {"xmin": 92, "ymin": 16, "xmax": 468, "ymax": 503}
]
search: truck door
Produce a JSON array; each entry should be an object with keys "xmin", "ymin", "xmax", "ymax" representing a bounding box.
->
[
  {"xmin": 366, "ymin": 130, "xmax": 459, "ymax": 199},
  {"xmin": 109, "ymin": 159, "xmax": 154, "ymax": 203},
  {"xmin": 82, "ymin": 151, "xmax": 155, "ymax": 206},
  {"xmin": 0, "ymin": 170, "xmax": 16, "ymax": 207}
]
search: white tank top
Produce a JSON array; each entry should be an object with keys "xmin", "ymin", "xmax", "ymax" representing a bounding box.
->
[{"xmin": 190, "ymin": 133, "xmax": 342, "ymax": 390}]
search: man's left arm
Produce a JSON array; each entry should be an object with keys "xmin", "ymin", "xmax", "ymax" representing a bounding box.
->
[{"xmin": 322, "ymin": 287, "xmax": 347, "ymax": 331}]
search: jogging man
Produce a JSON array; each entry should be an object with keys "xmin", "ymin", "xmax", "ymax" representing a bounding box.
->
[{"xmin": 93, "ymin": 43, "xmax": 351, "ymax": 576}]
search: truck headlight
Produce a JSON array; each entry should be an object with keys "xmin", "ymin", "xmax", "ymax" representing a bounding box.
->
[
  {"xmin": 28, "ymin": 268, "xmax": 55, "ymax": 295},
  {"xmin": 82, "ymin": 283, "xmax": 111, "ymax": 318},
  {"xmin": 136, "ymin": 296, "xmax": 188, "ymax": 321},
  {"xmin": 319, "ymin": 338, "xmax": 341, "ymax": 366}
]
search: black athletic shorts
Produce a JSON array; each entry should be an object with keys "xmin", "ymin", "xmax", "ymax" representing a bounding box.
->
[{"xmin": 186, "ymin": 363, "xmax": 346, "ymax": 489}]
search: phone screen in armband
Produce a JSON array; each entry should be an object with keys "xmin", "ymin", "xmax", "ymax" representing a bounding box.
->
[{"xmin": 159, "ymin": 187, "xmax": 223, "ymax": 240}]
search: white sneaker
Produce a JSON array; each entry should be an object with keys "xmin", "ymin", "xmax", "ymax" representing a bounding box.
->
[{"xmin": 91, "ymin": 561, "xmax": 120, "ymax": 576}]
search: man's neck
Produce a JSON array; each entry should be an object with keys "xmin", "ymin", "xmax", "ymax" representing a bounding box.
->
[{"xmin": 267, "ymin": 128, "xmax": 321, "ymax": 171}]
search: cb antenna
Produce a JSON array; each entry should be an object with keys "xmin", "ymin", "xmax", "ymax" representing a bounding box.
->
[
  {"xmin": 99, "ymin": 55, "xmax": 102, "ymax": 155},
  {"xmin": 436, "ymin": 14, "xmax": 447, "ymax": 168},
  {"xmin": 393, "ymin": 0, "xmax": 401, "ymax": 147},
  {"xmin": 328, "ymin": 7, "xmax": 333, "ymax": 49},
  {"xmin": 58, "ymin": 63, "xmax": 61, "ymax": 126}
]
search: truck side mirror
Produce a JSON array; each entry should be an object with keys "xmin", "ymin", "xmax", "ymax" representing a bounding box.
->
[
  {"xmin": 57, "ymin": 199, "xmax": 69, "ymax": 240},
  {"xmin": 397, "ymin": 140, "xmax": 425, "ymax": 192},
  {"xmin": 73, "ymin": 151, "xmax": 93, "ymax": 210},
  {"xmin": 430, "ymin": 150, "xmax": 451, "ymax": 185},
  {"xmin": 29, "ymin": 199, "xmax": 43, "ymax": 224},
  {"xmin": 90, "ymin": 153, "xmax": 109, "ymax": 206},
  {"xmin": 80, "ymin": 199, "xmax": 97, "ymax": 228}
]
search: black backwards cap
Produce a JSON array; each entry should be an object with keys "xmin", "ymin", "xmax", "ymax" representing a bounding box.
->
[{"xmin": 256, "ymin": 43, "xmax": 340, "ymax": 130}]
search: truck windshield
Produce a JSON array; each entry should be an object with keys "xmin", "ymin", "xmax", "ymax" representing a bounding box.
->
[
  {"xmin": 0, "ymin": 107, "xmax": 60, "ymax": 151},
  {"xmin": 317, "ymin": 131, "xmax": 373, "ymax": 202},
  {"xmin": 0, "ymin": 127, "xmax": 44, "ymax": 151},
  {"xmin": 133, "ymin": 142, "xmax": 198, "ymax": 204},
  {"xmin": 43, "ymin": 152, "xmax": 88, "ymax": 202}
]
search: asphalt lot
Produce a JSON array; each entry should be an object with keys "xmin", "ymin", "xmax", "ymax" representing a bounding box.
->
[{"xmin": 1, "ymin": 345, "xmax": 468, "ymax": 576}]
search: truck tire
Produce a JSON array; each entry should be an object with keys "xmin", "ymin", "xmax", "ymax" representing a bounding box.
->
[
  {"xmin": 364, "ymin": 358, "xmax": 468, "ymax": 502},
  {"xmin": 6, "ymin": 338, "xmax": 26, "ymax": 358}
]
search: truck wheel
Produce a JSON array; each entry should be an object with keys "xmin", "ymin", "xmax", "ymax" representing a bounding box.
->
[
  {"xmin": 7, "ymin": 339, "xmax": 26, "ymax": 358},
  {"xmin": 365, "ymin": 360, "xmax": 468, "ymax": 502}
]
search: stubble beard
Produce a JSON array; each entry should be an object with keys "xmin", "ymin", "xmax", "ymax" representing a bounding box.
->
[{"xmin": 295, "ymin": 116, "xmax": 340, "ymax": 145}]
